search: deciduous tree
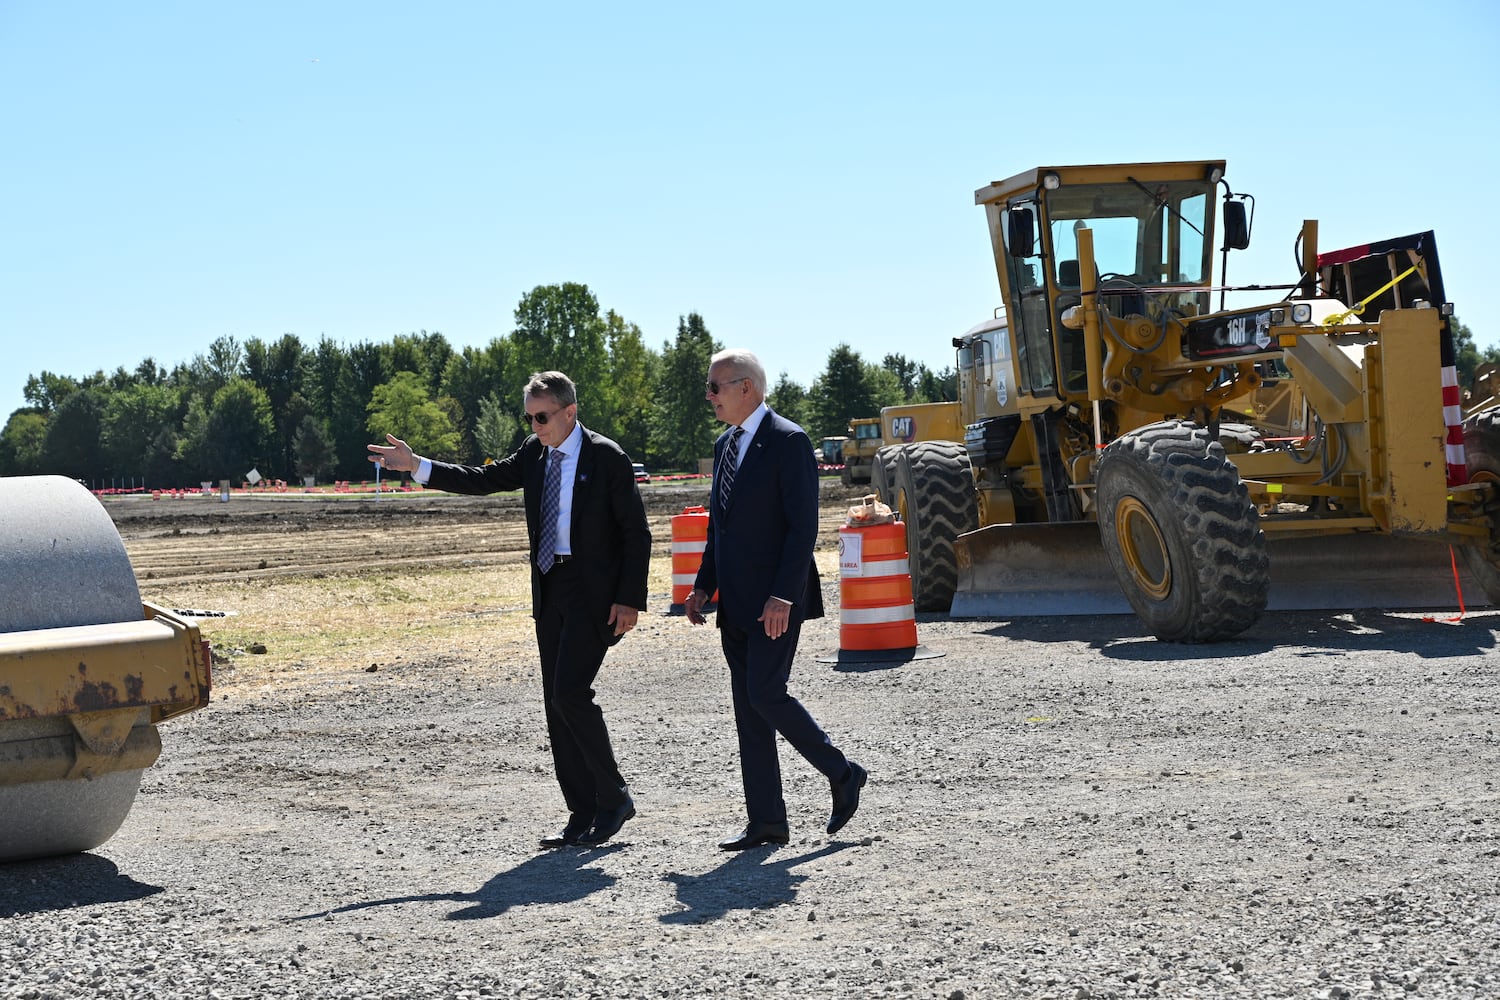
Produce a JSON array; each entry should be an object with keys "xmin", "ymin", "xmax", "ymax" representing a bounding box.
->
[
  {"xmin": 510, "ymin": 284, "xmax": 608, "ymax": 420},
  {"xmin": 808, "ymin": 344, "xmax": 903, "ymax": 439},
  {"xmin": 600, "ymin": 310, "xmax": 656, "ymax": 462},
  {"xmin": 41, "ymin": 388, "xmax": 107, "ymax": 480},
  {"xmin": 767, "ymin": 372, "xmax": 810, "ymax": 428},
  {"xmin": 473, "ymin": 393, "xmax": 519, "ymax": 462},
  {"xmin": 366, "ymin": 372, "xmax": 460, "ymax": 461},
  {"xmin": 0, "ymin": 410, "xmax": 47, "ymax": 476},
  {"xmin": 650, "ymin": 313, "xmax": 720, "ymax": 470},
  {"xmin": 102, "ymin": 383, "xmax": 182, "ymax": 486},
  {"xmin": 294, "ymin": 415, "xmax": 335, "ymax": 482}
]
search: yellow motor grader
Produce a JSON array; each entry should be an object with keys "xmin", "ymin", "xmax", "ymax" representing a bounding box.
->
[
  {"xmin": 877, "ymin": 160, "xmax": 1500, "ymax": 640},
  {"xmin": 0, "ymin": 476, "xmax": 212, "ymax": 861}
]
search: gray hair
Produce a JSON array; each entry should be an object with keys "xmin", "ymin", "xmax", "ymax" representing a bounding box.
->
[
  {"xmin": 524, "ymin": 370, "xmax": 577, "ymax": 407},
  {"xmin": 710, "ymin": 348, "xmax": 767, "ymax": 396}
]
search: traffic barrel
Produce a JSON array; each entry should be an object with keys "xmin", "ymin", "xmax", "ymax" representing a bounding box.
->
[
  {"xmin": 818, "ymin": 518, "xmax": 941, "ymax": 665},
  {"xmin": 669, "ymin": 505, "xmax": 717, "ymax": 615}
]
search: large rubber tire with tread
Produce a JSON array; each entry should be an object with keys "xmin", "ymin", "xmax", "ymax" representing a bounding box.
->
[
  {"xmin": 1217, "ymin": 422, "xmax": 1264, "ymax": 455},
  {"xmin": 892, "ymin": 441, "xmax": 979, "ymax": 612},
  {"xmin": 870, "ymin": 445, "xmax": 903, "ymax": 510},
  {"xmin": 1460, "ymin": 409, "xmax": 1500, "ymax": 604},
  {"xmin": 1095, "ymin": 420, "xmax": 1269, "ymax": 642}
]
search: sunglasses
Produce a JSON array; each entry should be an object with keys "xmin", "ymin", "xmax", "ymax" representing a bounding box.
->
[
  {"xmin": 705, "ymin": 376, "xmax": 748, "ymax": 395},
  {"xmin": 523, "ymin": 404, "xmax": 565, "ymax": 425}
]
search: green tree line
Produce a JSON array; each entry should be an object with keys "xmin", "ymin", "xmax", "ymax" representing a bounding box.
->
[{"xmin": 0, "ymin": 282, "xmax": 955, "ymax": 485}]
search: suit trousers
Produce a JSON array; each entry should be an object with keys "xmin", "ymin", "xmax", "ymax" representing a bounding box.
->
[
  {"xmin": 720, "ymin": 615, "xmax": 847, "ymax": 823},
  {"xmin": 535, "ymin": 560, "xmax": 629, "ymax": 815}
]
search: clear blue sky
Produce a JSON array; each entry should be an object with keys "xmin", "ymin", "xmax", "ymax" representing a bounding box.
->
[{"xmin": 2, "ymin": 1, "xmax": 1496, "ymax": 421}]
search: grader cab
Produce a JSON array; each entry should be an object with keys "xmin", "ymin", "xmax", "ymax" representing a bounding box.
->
[{"xmin": 877, "ymin": 160, "xmax": 1500, "ymax": 640}]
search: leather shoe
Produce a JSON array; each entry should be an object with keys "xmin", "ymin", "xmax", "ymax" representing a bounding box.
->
[
  {"xmin": 718, "ymin": 820, "xmax": 790, "ymax": 851},
  {"xmin": 827, "ymin": 760, "xmax": 868, "ymax": 835},
  {"xmin": 578, "ymin": 798, "xmax": 635, "ymax": 845},
  {"xmin": 539, "ymin": 813, "xmax": 593, "ymax": 849}
]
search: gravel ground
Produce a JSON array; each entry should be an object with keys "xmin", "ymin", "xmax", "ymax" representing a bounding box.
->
[{"xmin": 3, "ymin": 484, "xmax": 1500, "ymax": 999}]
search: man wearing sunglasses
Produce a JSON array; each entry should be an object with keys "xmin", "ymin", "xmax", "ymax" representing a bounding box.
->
[
  {"xmin": 369, "ymin": 370, "xmax": 650, "ymax": 849},
  {"xmin": 684, "ymin": 349, "xmax": 867, "ymax": 850}
]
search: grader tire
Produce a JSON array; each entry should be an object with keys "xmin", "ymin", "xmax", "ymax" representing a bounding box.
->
[
  {"xmin": 1460, "ymin": 410, "xmax": 1500, "ymax": 605},
  {"xmin": 870, "ymin": 446, "xmax": 903, "ymax": 511},
  {"xmin": 1217, "ymin": 422, "xmax": 1264, "ymax": 455},
  {"xmin": 0, "ymin": 476, "xmax": 153, "ymax": 862},
  {"xmin": 1096, "ymin": 420, "xmax": 1268, "ymax": 642},
  {"xmin": 893, "ymin": 441, "xmax": 978, "ymax": 612}
]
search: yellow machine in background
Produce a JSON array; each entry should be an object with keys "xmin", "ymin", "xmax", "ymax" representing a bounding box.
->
[
  {"xmin": 1470, "ymin": 363, "xmax": 1500, "ymax": 417},
  {"xmin": 863, "ymin": 402, "xmax": 970, "ymax": 610},
  {"xmin": 840, "ymin": 417, "xmax": 883, "ymax": 486},
  {"xmin": 880, "ymin": 160, "xmax": 1500, "ymax": 640},
  {"xmin": 847, "ymin": 403, "xmax": 963, "ymax": 494}
]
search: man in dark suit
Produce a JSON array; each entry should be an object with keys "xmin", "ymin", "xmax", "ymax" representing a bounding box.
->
[
  {"xmin": 369, "ymin": 371, "xmax": 650, "ymax": 849},
  {"xmin": 684, "ymin": 349, "xmax": 867, "ymax": 850}
]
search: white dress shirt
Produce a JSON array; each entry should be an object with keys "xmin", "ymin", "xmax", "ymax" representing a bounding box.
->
[{"xmin": 414, "ymin": 422, "xmax": 585, "ymax": 555}]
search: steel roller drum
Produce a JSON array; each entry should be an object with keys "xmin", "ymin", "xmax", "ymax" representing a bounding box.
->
[{"xmin": 0, "ymin": 476, "xmax": 152, "ymax": 861}]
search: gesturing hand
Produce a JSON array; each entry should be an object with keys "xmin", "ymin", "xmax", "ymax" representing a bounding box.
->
[{"xmin": 368, "ymin": 434, "xmax": 417, "ymax": 473}]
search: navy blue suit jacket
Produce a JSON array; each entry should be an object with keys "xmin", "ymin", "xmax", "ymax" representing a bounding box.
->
[{"xmin": 694, "ymin": 407, "xmax": 824, "ymax": 629}]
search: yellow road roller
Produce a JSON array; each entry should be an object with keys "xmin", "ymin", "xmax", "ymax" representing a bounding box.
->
[{"xmin": 0, "ymin": 475, "xmax": 211, "ymax": 862}]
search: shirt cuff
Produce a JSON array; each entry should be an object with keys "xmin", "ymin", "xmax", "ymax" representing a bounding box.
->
[
  {"xmin": 770, "ymin": 596, "xmax": 792, "ymax": 606},
  {"xmin": 414, "ymin": 458, "xmax": 432, "ymax": 484}
]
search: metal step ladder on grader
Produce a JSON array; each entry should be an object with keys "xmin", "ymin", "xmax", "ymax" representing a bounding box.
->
[
  {"xmin": 0, "ymin": 476, "xmax": 211, "ymax": 861},
  {"xmin": 873, "ymin": 160, "xmax": 1500, "ymax": 641}
]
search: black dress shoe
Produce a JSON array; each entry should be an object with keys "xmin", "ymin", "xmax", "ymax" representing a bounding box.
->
[
  {"xmin": 540, "ymin": 813, "xmax": 594, "ymax": 849},
  {"xmin": 579, "ymin": 798, "xmax": 635, "ymax": 845},
  {"xmin": 718, "ymin": 821, "xmax": 790, "ymax": 851},
  {"xmin": 827, "ymin": 760, "xmax": 868, "ymax": 835}
]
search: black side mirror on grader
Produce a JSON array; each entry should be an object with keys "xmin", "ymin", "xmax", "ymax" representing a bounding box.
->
[
  {"xmin": 1221, "ymin": 198, "xmax": 1250, "ymax": 251},
  {"xmin": 1006, "ymin": 207, "xmax": 1034, "ymax": 258}
]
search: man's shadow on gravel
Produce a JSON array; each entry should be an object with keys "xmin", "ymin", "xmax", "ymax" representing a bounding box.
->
[
  {"xmin": 660, "ymin": 842, "xmax": 852, "ymax": 924},
  {"xmin": 0, "ymin": 854, "xmax": 162, "ymax": 916},
  {"xmin": 291, "ymin": 847, "xmax": 622, "ymax": 923}
]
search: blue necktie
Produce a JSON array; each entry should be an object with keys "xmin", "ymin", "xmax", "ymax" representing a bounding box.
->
[
  {"xmin": 537, "ymin": 448, "xmax": 563, "ymax": 573},
  {"xmin": 720, "ymin": 427, "xmax": 744, "ymax": 508}
]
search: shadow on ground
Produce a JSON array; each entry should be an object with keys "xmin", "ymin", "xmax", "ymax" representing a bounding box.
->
[
  {"xmin": 661, "ymin": 842, "xmax": 853, "ymax": 924},
  {"xmin": 0, "ymin": 854, "xmax": 163, "ymax": 916}
]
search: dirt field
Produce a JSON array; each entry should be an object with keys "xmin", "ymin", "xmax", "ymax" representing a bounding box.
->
[{"xmin": 4, "ymin": 479, "xmax": 1500, "ymax": 999}]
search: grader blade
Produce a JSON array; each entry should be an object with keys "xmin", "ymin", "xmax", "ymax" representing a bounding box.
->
[
  {"xmin": 1260, "ymin": 534, "xmax": 1484, "ymax": 611},
  {"xmin": 952, "ymin": 523, "xmax": 1130, "ymax": 616},
  {"xmin": 951, "ymin": 523, "xmax": 1488, "ymax": 618}
]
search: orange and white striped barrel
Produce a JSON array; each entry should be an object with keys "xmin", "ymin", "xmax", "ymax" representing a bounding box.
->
[
  {"xmin": 836, "ymin": 520, "xmax": 918, "ymax": 651},
  {"xmin": 670, "ymin": 505, "xmax": 718, "ymax": 613}
]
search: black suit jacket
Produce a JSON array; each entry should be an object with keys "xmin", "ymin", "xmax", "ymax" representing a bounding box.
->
[
  {"xmin": 425, "ymin": 426, "xmax": 651, "ymax": 643},
  {"xmin": 694, "ymin": 407, "xmax": 823, "ymax": 630}
]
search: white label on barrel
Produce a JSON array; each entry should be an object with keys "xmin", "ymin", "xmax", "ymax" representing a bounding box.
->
[{"xmin": 839, "ymin": 532, "xmax": 863, "ymax": 577}]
